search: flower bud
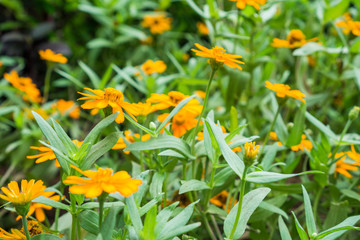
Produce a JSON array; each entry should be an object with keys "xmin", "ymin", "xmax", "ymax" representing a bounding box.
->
[
  {"xmin": 243, "ymin": 142, "xmax": 260, "ymax": 166},
  {"xmin": 149, "ymin": 121, "xmax": 157, "ymax": 131},
  {"xmin": 349, "ymin": 106, "xmax": 360, "ymax": 121}
]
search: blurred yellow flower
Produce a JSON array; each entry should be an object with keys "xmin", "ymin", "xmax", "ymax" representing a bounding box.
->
[
  {"xmin": 4, "ymin": 70, "xmax": 42, "ymax": 103},
  {"xmin": 229, "ymin": 0, "xmax": 266, "ymax": 10},
  {"xmin": 197, "ymin": 22, "xmax": 209, "ymax": 35},
  {"xmin": 39, "ymin": 49, "xmax": 68, "ymax": 63},
  {"xmin": 25, "ymin": 108, "xmax": 50, "ymax": 120},
  {"xmin": 141, "ymin": 13, "xmax": 172, "ymax": 34},
  {"xmin": 272, "ymin": 29, "xmax": 318, "ymax": 48},
  {"xmin": 210, "ymin": 190, "xmax": 237, "ymax": 213},
  {"xmin": 112, "ymin": 130, "xmax": 151, "ymax": 154},
  {"xmin": 141, "ymin": 60, "xmax": 167, "ymax": 75},
  {"xmin": 290, "ymin": 135, "xmax": 313, "ymax": 152},
  {"xmin": 191, "ymin": 43, "xmax": 245, "ymax": 70},
  {"xmin": 158, "ymin": 109, "xmax": 199, "ymax": 137},
  {"xmin": 64, "ymin": 165, "xmax": 142, "ymax": 198},
  {"xmin": 131, "ymin": 102, "xmax": 154, "ymax": 116},
  {"xmin": 336, "ymin": 13, "xmax": 360, "ymax": 36},
  {"xmin": 78, "ymin": 87, "xmax": 141, "ymax": 124},
  {"xmin": 53, "ymin": 99, "xmax": 80, "ymax": 119},
  {"xmin": 195, "ymin": 90, "xmax": 206, "ymax": 99},
  {"xmin": 334, "ymin": 152, "xmax": 360, "ymax": 178},
  {"xmin": 265, "ymin": 81, "xmax": 305, "ymax": 103},
  {"xmin": 0, "ymin": 180, "xmax": 46, "ymax": 205},
  {"xmin": 0, "ymin": 220, "xmax": 43, "ymax": 239}
]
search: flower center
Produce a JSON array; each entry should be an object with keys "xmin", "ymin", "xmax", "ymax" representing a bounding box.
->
[
  {"xmin": 104, "ymin": 88, "xmax": 124, "ymax": 102},
  {"xmin": 287, "ymin": 30, "xmax": 305, "ymax": 44},
  {"xmin": 174, "ymin": 113, "xmax": 186, "ymax": 125},
  {"xmin": 169, "ymin": 91, "xmax": 185, "ymax": 105},
  {"xmin": 212, "ymin": 46, "xmax": 226, "ymax": 58}
]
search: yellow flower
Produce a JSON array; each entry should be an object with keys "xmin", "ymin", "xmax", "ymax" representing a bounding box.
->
[
  {"xmin": 197, "ymin": 22, "xmax": 209, "ymax": 35},
  {"xmin": 63, "ymin": 165, "xmax": 142, "ymax": 198},
  {"xmin": 4, "ymin": 70, "xmax": 43, "ymax": 103},
  {"xmin": 38, "ymin": 49, "xmax": 68, "ymax": 63},
  {"xmin": 78, "ymin": 87, "xmax": 141, "ymax": 124},
  {"xmin": 147, "ymin": 91, "xmax": 203, "ymax": 114},
  {"xmin": 131, "ymin": 102, "xmax": 154, "ymax": 116},
  {"xmin": 195, "ymin": 90, "xmax": 206, "ymax": 99},
  {"xmin": 141, "ymin": 13, "xmax": 172, "ymax": 34},
  {"xmin": 0, "ymin": 180, "xmax": 46, "ymax": 205},
  {"xmin": 228, "ymin": 0, "xmax": 266, "ymax": 10},
  {"xmin": 53, "ymin": 99, "xmax": 80, "ymax": 119},
  {"xmin": 346, "ymin": 145, "xmax": 360, "ymax": 162},
  {"xmin": 158, "ymin": 109, "xmax": 198, "ymax": 137},
  {"xmin": 265, "ymin": 81, "xmax": 306, "ymax": 103},
  {"xmin": 141, "ymin": 60, "xmax": 167, "ymax": 75},
  {"xmin": 27, "ymin": 140, "xmax": 83, "ymax": 167},
  {"xmin": 290, "ymin": 135, "xmax": 313, "ymax": 152},
  {"xmin": 272, "ymin": 29, "xmax": 319, "ymax": 49},
  {"xmin": 112, "ymin": 131, "xmax": 151, "ymax": 154},
  {"xmin": 0, "ymin": 228, "xmax": 26, "ymax": 240},
  {"xmin": 191, "ymin": 43, "xmax": 245, "ymax": 70},
  {"xmin": 210, "ymin": 191, "xmax": 237, "ymax": 213},
  {"xmin": 244, "ymin": 142, "xmax": 260, "ymax": 160},
  {"xmin": 334, "ymin": 152, "xmax": 360, "ymax": 178},
  {"xmin": 25, "ymin": 108, "xmax": 50, "ymax": 120},
  {"xmin": 336, "ymin": 13, "xmax": 360, "ymax": 36}
]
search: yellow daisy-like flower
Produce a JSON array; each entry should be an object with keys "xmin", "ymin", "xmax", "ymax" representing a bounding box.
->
[
  {"xmin": 53, "ymin": 99, "xmax": 80, "ymax": 119},
  {"xmin": 272, "ymin": 29, "xmax": 319, "ymax": 49},
  {"xmin": 334, "ymin": 152, "xmax": 360, "ymax": 178},
  {"xmin": 4, "ymin": 70, "xmax": 43, "ymax": 103},
  {"xmin": 197, "ymin": 22, "xmax": 209, "ymax": 35},
  {"xmin": 290, "ymin": 134, "xmax": 313, "ymax": 152},
  {"xmin": 141, "ymin": 13, "xmax": 172, "ymax": 35},
  {"xmin": 265, "ymin": 81, "xmax": 306, "ymax": 103},
  {"xmin": 244, "ymin": 142, "xmax": 259, "ymax": 160},
  {"xmin": 63, "ymin": 165, "xmax": 142, "ymax": 198},
  {"xmin": 0, "ymin": 179, "xmax": 46, "ymax": 205},
  {"xmin": 336, "ymin": 13, "xmax": 360, "ymax": 36},
  {"xmin": 191, "ymin": 43, "xmax": 245, "ymax": 70},
  {"xmin": 0, "ymin": 228, "xmax": 26, "ymax": 240},
  {"xmin": 131, "ymin": 102, "xmax": 154, "ymax": 116},
  {"xmin": 38, "ymin": 49, "xmax": 68, "ymax": 63},
  {"xmin": 78, "ymin": 87, "xmax": 141, "ymax": 124},
  {"xmin": 147, "ymin": 91, "xmax": 203, "ymax": 114},
  {"xmin": 229, "ymin": 0, "xmax": 266, "ymax": 10},
  {"xmin": 141, "ymin": 60, "xmax": 167, "ymax": 75},
  {"xmin": 210, "ymin": 190, "xmax": 238, "ymax": 213}
]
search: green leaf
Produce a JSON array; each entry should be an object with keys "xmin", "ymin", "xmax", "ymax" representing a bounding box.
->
[
  {"xmin": 324, "ymin": 0, "xmax": 350, "ymax": 23},
  {"xmin": 246, "ymin": 170, "xmax": 323, "ymax": 183},
  {"xmin": 79, "ymin": 60, "xmax": 100, "ymax": 88},
  {"xmin": 341, "ymin": 189, "xmax": 360, "ymax": 202},
  {"xmin": 80, "ymin": 201, "xmax": 124, "ymax": 209},
  {"xmin": 124, "ymin": 113, "xmax": 156, "ymax": 137},
  {"xmin": 31, "ymin": 234, "xmax": 63, "ymax": 240},
  {"xmin": 230, "ymin": 106, "xmax": 238, "ymax": 132},
  {"xmin": 316, "ymin": 226, "xmax": 360, "ymax": 239},
  {"xmin": 155, "ymin": 95, "xmax": 196, "ymax": 135},
  {"xmin": 32, "ymin": 111, "xmax": 70, "ymax": 174},
  {"xmin": 125, "ymin": 135, "xmax": 194, "ymax": 160},
  {"xmin": 225, "ymin": 124, "xmax": 248, "ymax": 143},
  {"xmin": 141, "ymin": 205, "xmax": 157, "ymax": 240},
  {"xmin": 139, "ymin": 195, "xmax": 162, "ymax": 217},
  {"xmin": 317, "ymin": 215, "xmax": 360, "ymax": 240},
  {"xmin": 306, "ymin": 112, "xmax": 336, "ymax": 139},
  {"xmin": 149, "ymin": 172, "xmax": 165, "ymax": 198},
  {"xmin": 286, "ymin": 104, "xmax": 306, "ymax": 147},
  {"xmin": 302, "ymin": 185, "xmax": 317, "ymax": 236},
  {"xmin": 158, "ymin": 150, "xmax": 185, "ymax": 159},
  {"xmin": 224, "ymin": 188, "xmax": 271, "ymax": 239},
  {"xmin": 126, "ymin": 195, "xmax": 143, "ymax": 233},
  {"xmin": 179, "ymin": 179, "xmax": 210, "ymax": 194},
  {"xmin": 101, "ymin": 207, "xmax": 120, "ymax": 239},
  {"xmin": 214, "ymin": 167, "xmax": 236, "ymax": 187},
  {"xmin": 55, "ymin": 69, "xmax": 85, "ymax": 88},
  {"xmin": 99, "ymin": 64, "xmax": 113, "ymax": 89},
  {"xmin": 278, "ymin": 216, "xmax": 292, "ymax": 240},
  {"xmin": 207, "ymin": 119, "xmax": 244, "ymax": 178},
  {"xmin": 155, "ymin": 202, "xmax": 179, "ymax": 236},
  {"xmin": 51, "ymin": 119, "xmax": 77, "ymax": 155},
  {"xmin": 112, "ymin": 65, "xmax": 147, "ymax": 94},
  {"xmin": 292, "ymin": 212, "xmax": 309, "ymax": 240},
  {"xmin": 32, "ymin": 196, "xmax": 70, "ymax": 211},
  {"xmin": 259, "ymin": 201, "xmax": 288, "ymax": 220},
  {"xmin": 261, "ymin": 145, "xmax": 278, "ymax": 171},
  {"xmin": 79, "ymin": 210, "xmax": 99, "ymax": 235},
  {"xmin": 81, "ymin": 132, "xmax": 121, "ymax": 170},
  {"xmin": 185, "ymin": 0, "xmax": 205, "ymax": 18}
]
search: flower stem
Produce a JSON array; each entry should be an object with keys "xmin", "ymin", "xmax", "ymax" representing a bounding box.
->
[
  {"xmin": 99, "ymin": 199, "xmax": 104, "ymax": 229},
  {"xmin": 43, "ymin": 64, "xmax": 54, "ymax": 103},
  {"xmin": 21, "ymin": 214, "xmax": 31, "ymax": 240},
  {"xmin": 229, "ymin": 166, "xmax": 248, "ymax": 239},
  {"xmin": 70, "ymin": 194, "xmax": 77, "ymax": 240},
  {"xmin": 330, "ymin": 119, "xmax": 352, "ymax": 163},
  {"xmin": 232, "ymin": 9, "xmax": 242, "ymax": 53},
  {"xmin": 258, "ymin": 105, "xmax": 281, "ymax": 160},
  {"xmin": 201, "ymin": 212, "xmax": 217, "ymax": 240}
]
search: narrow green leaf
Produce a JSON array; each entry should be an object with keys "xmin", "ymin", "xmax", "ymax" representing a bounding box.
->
[
  {"xmin": 225, "ymin": 124, "xmax": 248, "ymax": 143},
  {"xmin": 32, "ymin": 196, "xmax": 70, "ymax": 211},
  {"xmin": 324, "ymin": 0, "xmax": 350, "ymax": 23},
  {"xmin": 112, "ymin": 65, "xmax": 147, "ymax": 94},
  {"xmin": 101, "ymin": 207, "xmax": 120, "ymax": 239},
  {"xmin": 278, "ymin": 216, "xmax": 292, "ymax": 240},
  {"xmin": 230, "ymin": 106, "xmax": 238, "ymax": 132},
  {"xmin": 31, "ymin": 234, "xmax": 63, "ymax": 240},
  {"xmin": 302, "ymin": 185, "xmax": 317, "ymax": 236},
  {"xmin": 261, "ymin": 145, "xmax": 278, "ymax": 171},
  {"xmin": 78, "ymin": 210, "xmax": 99, "ymax": 235},
  {"xmin": 155, "ymin": 202, "xmax": 179, "ymax": 236},
  {"xmin": 317, "ymin": 215, "xmax": 360, "ymax": 240},
  {"xmin": 51, "ymin": 119, "xmax": 77, "ymax": 155},
  {"xmin": 246, "ymin": 170, "xmax": 323, "ymax": 183},
  {"xmin": 149, "ymin": 172, "xmax": 165, "ymax": 198},
  {"xmin": 79, "ymin": 60, "xmax": 100, "ymax": 88},
  {"xmin": 126, "ymin": 195, "xmax": 143, "ymax": 233},
  {"xmin": 286, "ymin": 104, "xmax": 305, "ymax": 147},
  {"xmin": 292, "ymin": 212, "xmax": 309, "ymax": 240},
  {"xmin": 316, "ymin": 226, "xmax": 360, "ymax": 239},
  {"xmin": 139, "ymin": 195, "xmax": 162, "ymax": 217},
  {"xmin": 99, "ymin": 64, "xmax": 113, "ymax": 89},
  {"xmin": 158, "ymin": 223, "xmax": 201, "ymax": 240},
  {"xmin": 259, "ymin": 201, "xmax": 288, "ymax": 220},
  {"xmin": 55, "ymin": 69, "xmax": 85, "ymax": 88},
  {"xmin": 141, "ymin": 205, "xmax": 157, "ymax": 240},
  {"xmin": 305, "ymin": 112, "xmax": 336, "ymax": 139},
  {"xmin": 124, "ymin": 113, "xmax": 156, "ymax": 137},
  {"xmin": 179, "ymin": 180, "xmax": 210, "ymax": 194}
]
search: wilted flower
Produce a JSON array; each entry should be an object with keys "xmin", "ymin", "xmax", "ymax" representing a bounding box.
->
[
  {"xmin": 39, "ymin": 49, "xmax": 68, "ymax": 63},
  {"xmin": 141, "ymin": 13, "xmax": 172, "ymax": 34},
  {"xmin": 272, "ymin": 29, "xmax": 318, "ymax": 49}
]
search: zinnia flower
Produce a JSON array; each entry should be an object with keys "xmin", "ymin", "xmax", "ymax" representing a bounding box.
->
[
  {"xmin": 39, "ymin": 49, "xmax": 68, "ymax": 63},
  {"xmin": 271, "ymin": 29, "xmax": 319, "ymax": 48},
  {"xmin": 210, "ymin": 190, "xmax": 237, "ymax": 213},
  {"xmin": 141, "ymin": 13, "xmax": 172, "ymax": 34},
  {"xmin": 197, "ymin": 22, "xmax": 209, "ymax": 35},
  {"xmin": 53, "ymin": 99, "xmax": 80, "ymax": 119},
  {"xmin": 147, "ymin": 91, "xmax": 203, "ymax": 114},
  {"xmin": 228, "ymin": 0, "xmax": 266, "ymax": 10},
  {"xmin": 63, "ymin": 165, "xmax": 142, "ymax": 198},
  {"xmin": 4, "ymin": 71, "xmax": 42, "ymax": 103},
  {"xmin": 158, "ymin": 109, "xmax": 198, "ymax": 137},
  {"xmin": 191, "ymin": 43, "xmax": 245, "ymax": 70},
  {"xmin": 0, "ymin": 180, "xmax": 46, "ymax": 205},
  {"xmin": 265, "ymin": 81, "xmax": 305, "ymax": 103},
  {"xmin": 336, "ymin": 13, "xmax": 360, "ymax": 36},
  {"xmin": 334, "ymin": 152, "xmax": 360, "ymax": 178},
  {"xmin": 141, "ymin": 60, "xmax": 167, "ymax": 75},
  {"xmin": 77, "ymin": 87, "xmax": 141, "ymax": 124},
  {"xmin": 0, "ymin": 220, "xmax": 43, "ymax": 239}
]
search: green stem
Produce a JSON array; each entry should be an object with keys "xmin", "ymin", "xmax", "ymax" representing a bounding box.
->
[
  {"xmin": 43, "ymin": 64, "xmax": 54, "ymax": 103},
  {"xmin": 201, "ymin": 212, "xmax": 217, "ymax": 240},
  {"xmin": 229, "ymin": 166, "xmax": 248, "ymax": 239},
  {"xmin": 22, "ymin": 214, "xmax": 31, "ymax": 240},
  {"xmin": 162, "ymin": 172, "xmax": 168, "ymax": 208},
  {"xmin": 140, "ymin": 151, "xmax": 144, "ymax": 171},
  {"xmin": 99, "ymin": 199, "xmax": 104, "ymax": 229},
  {"xmin": 330, "ymin": 119, "xmax": 352, "ymax": 163},
  {"xmin": 232, "ymin": 9, "xmax": 241, "ymax": 53},
  {"xmin": 258, "ymin": 105, "xmax": 281, "ymax": 160},
  {"xmin": 70, "ymin": 194, "xmax": 77, "ymax": 240},
  {"xmin": 313, "ymin": 187, "xmax": 323, "ymax": 225},
  {"xmin": 204, "ymin": 156, "xmax": 219, "ymax": 211}
]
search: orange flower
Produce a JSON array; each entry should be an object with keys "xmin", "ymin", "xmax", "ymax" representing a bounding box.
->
[
  {"xmin": 210, "ymin": 191, "xmax": 237, "ymax": 213},
  {"xmin": 63, "ymin": 165, "xmax": 142, "ymax": 198},
  {"xmin": 78, "ymin": 87, "xmax": 141, "ymax": 124},
  {"xmin": 334, "ymin": 152, "xmax": 360, "ymax": 178},
  {"xmin": 191, "ymin": 43, "xmax": 245, "ymax": 70},
  {"xmin": 197, "ymin": 22, "xmax": 209, "ymax": 35},
  {"xmin": 147, "ymin": 91, "xmax": 203, "ymax": 114},
  {"xmin": 290, "ymin": 135, "xmax": 313, "ymax": 152},
  {"xmin": 38, "ymin": 49, "xmax": 68, "ymax": 63},
  {"xmin": 112, "ymin": 131, "xmax": 151, "ymax": 154},
  {"xmin": 195, "ymin": 90, "xmax": 206, "ymax": 99},
  {"xmin": 158, "ymin": 109, "xmax": 198, "ymax": 137},
  {"xmin": 336, "ymin": 13, "xmax": 360, "ymax": 36},
  {"xmin": 141, "ymin": 60, "xmax": 167, "ymax": 75},
  {"xmin": 272, "ymin": 29, "xmax": 319, "ymax": 48},
  {"xmin": 53, "ymin": 99, "xmax": 80, "ymax": 119},
  {"xmin": 0, "ymin": 180, "xmax": 46, "ymax": 205},
  {"xmin": 4, "ymin": 70, "xmax": 42, "ymax": 103},
  {"xmin": 228, "ymin": 0, "xmax": 266, "ymax": 10},
  {"xmin": 141, "ymin": 13, "xmax": 172, "ymax": 34},
  {"xmin": 27, "ymin": 140, "xmax": 83, "ymax": 167},
  {"xmin": 265, "ymin": 81, "xmax": 306, "ymax": 103},
  {"xmin": 131, "ymin": 102, "xmax": 154, "ymax": 116},
  {"xmin": 0, "ymin": 228, "xmax": 26, "ymax": 240}
]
